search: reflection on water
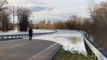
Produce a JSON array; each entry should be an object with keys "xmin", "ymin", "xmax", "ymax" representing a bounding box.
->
[
  {"xmin": 68, "ymin": 36, "xmax": 83, "ymax": 44},
  {"xmin": 55, "ymin": 36, "xmax": 87, "ymax": 55}
]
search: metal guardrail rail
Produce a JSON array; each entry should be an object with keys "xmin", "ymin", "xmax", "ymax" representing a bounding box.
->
[
  {"xmin": 83, "ymin": 33, "xmax": 107, "ymax": 60},
  {"xmin": 0, "ymin": 31, "xmax": 56, "ymax": 40}
]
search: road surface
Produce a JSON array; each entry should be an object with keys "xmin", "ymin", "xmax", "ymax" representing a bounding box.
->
[{"xmin": 0, "ymin": 39, "xmax": 61, "ymax": 60}]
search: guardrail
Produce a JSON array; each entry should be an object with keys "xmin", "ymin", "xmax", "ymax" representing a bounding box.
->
[
  {"xmin": 83, "ymin": 33, "xmax": 107, "ymax": 60},
  {"xmin": 0, "ymin": 31, "xmax": 56, "ymax": 40}
]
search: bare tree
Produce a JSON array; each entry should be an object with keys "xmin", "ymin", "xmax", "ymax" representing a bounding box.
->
[
  {"xmin": 52, "ymin": 21, "xmax": 67, "ymax": 29},
  {"xmin": 87, "ymin": 1, "xmax": 107, "ymax": 51},
  {"xmin": 17, "ymin": 7, "xmax": 31, "ymax": 31},
  {"xmin": 88, "ymin": 1, "xmax": 107, "ymax": 34},
  {"xmin": 65, "ymin": 15, "xmax": 83, "ymax": 30},
  {"xmin": 0, "ymin": 0, "xmax": 10, "ymax": 31}
]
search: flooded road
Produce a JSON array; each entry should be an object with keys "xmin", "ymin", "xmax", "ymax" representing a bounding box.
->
[{"xmin": 33, "ymin": 30, "xmax": 87, "ymax": 55}]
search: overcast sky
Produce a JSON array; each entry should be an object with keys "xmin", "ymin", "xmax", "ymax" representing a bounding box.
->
[{"xmin": 7, "ymin": 0, "xmax": 106, "ymax": 22}]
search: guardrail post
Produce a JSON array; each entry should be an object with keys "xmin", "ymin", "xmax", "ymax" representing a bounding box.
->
[
  {"xmin": 2, "ymin": 36, "xmax": 4, "ymax": 40},
  {"xmin": 84, "ymin": 39, "xmax": 93, "ymax": 55}
]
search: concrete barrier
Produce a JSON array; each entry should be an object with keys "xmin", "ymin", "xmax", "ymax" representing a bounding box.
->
[{"xmin": 29, "ymin": 43, "xmax": 62, "ymax": 60}]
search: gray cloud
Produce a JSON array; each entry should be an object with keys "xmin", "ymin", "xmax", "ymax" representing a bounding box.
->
[
  {"xmin": 46, "ymin": 8, "xmax": 54, "ymax": 11},
  {"xmin": 30, "ymin": 6, "xmax": 48, "ymax": 12}
]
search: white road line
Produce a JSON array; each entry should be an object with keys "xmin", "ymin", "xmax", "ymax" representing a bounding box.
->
[{"xmin": 28, "ymin": 43, "xmax": 58, "ymax": 60}]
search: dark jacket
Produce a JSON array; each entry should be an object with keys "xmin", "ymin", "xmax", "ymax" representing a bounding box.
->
[{"xmin": 29, "ymin": 29, "xmax": 33, "ymax": 36}]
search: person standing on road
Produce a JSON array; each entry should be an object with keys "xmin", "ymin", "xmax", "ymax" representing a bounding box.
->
[{"xmin": 28, "ymin": 28, "xmax": 33, "ymax": 41}]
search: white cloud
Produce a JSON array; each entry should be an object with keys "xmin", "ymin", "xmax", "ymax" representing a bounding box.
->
[
  {"xmin": 7, "ymin": 0, "xmax": 106, "ymax": 22},
  {"xmin": 32, "ymin": 7, "xmax": 74, "ymax": 20},
  {"xmin": 7, "ymin": 0, "xmax": 45, "ymax": 7},
  {"xmin": 33, "ymin": 7, "xmax": 85, "ymax": 20}
]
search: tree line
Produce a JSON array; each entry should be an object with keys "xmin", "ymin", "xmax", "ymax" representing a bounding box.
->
[{"xmin": 0, "ymin": 0, "xmax": 31, "ymax": 31}]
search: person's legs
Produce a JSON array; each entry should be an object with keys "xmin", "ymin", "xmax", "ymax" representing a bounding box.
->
[
  {"xmin": 29, "ymin": 34, "xmax": 33, "ymax": 41},
  {"xmin": 29, "ymin": 36, "xmax": 31, "ymax": 41},
  {"xmin": 31, "ymin": 35, "xmax": 32, "ymax": 40}
]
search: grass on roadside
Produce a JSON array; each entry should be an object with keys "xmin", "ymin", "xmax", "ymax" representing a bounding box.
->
[{"xmin": 52, "ymin": 48, "xmax": 93, "ymax": 60}]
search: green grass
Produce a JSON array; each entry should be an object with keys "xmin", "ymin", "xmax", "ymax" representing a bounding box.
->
[{"xmin": 52, "ymin": 48, "xmax": 93, "ymax": 60}]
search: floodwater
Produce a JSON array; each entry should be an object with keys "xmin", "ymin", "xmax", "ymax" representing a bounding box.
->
[{"xmin": 33, "ymin": 30, "xmax": 87, "ymax": 55}]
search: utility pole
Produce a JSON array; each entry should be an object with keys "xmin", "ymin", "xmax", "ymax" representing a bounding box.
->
[{"xmin": 13, "ymin": 5, "xmax": 15, "ymax": 32}]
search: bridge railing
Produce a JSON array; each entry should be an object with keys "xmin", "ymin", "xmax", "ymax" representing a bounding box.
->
[
  {"xmin": 83, "ymin": 32, "xmax": 107, "ymax": 60},
  {"xmin": 0, "ymin": 31, "xmax": 56, "ymax": 40}
]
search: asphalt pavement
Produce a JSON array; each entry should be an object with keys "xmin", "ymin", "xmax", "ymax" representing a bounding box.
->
[{"xmin": 0, "ymin": 39, "xmax": 62, "ymax": 60}]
